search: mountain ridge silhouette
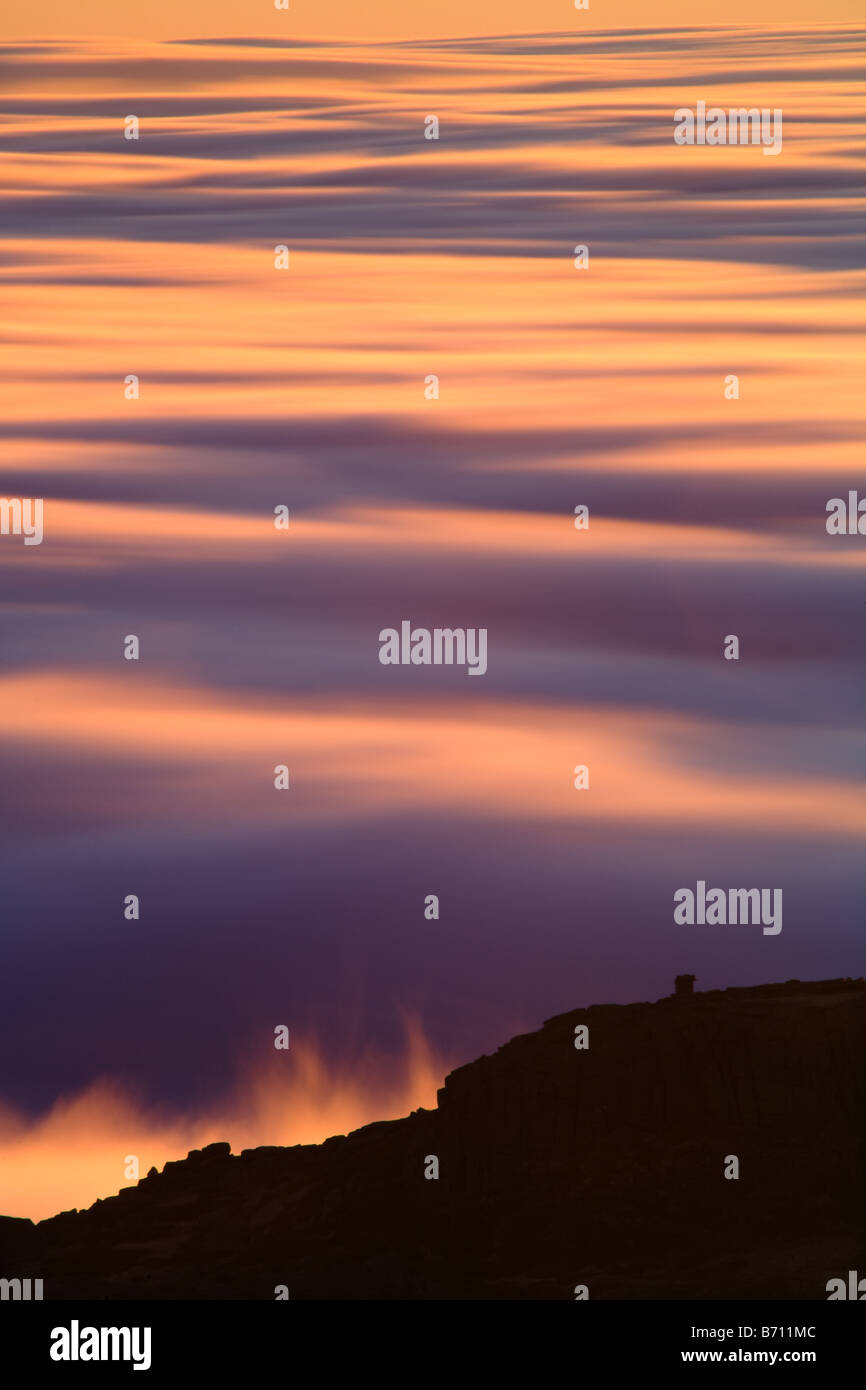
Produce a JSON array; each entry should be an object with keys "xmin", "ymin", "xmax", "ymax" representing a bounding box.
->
[{"xmin": 2, "ymin": 976, "xmax": 863, "ymax": 1299}]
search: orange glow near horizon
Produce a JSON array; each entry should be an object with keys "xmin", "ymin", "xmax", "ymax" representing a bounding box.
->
[{"xmin": 0, "ymin": 1019, "xmax": 451, "ymax": 1222}]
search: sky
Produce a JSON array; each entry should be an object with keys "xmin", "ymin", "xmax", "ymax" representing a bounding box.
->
[
  {"xmin": 0, "ymin": 14, "xmax": 863, "ymax": 1218},
  {"xmin": 4, "ymin": 2, "xmax": 865, "ymax": 39}
]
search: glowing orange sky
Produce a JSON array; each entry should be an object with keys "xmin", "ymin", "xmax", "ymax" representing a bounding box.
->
[
  {"xmin": 1, "ymin": 14, "xmax": 863, "ymax": 1226},
  {"xmin": 0, "ymin": 1021, "xmax": 449, "ymax": 1220},
  {"xmin": 5, "ymin": 2, "xmax": 863, "ymax": 40}
]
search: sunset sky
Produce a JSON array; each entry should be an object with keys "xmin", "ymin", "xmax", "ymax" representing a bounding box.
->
[
  {"xmin": 0, "ymin": 12, "xmax": 863, "ymax": 1218},
  {"xmin": 4, "ymin": 2, "xmax": 865, "ymax": 38}
]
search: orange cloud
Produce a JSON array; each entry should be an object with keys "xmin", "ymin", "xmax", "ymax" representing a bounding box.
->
[
  {"xmin": 2, "ymin": 8, "xmax": 862, "ymax": 41},
  {"xmin": 0, "ymin": 671, "xmax": 862, "ymax": 838}
]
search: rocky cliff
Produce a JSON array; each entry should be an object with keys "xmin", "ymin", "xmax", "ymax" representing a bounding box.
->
[{"xmin": 2, "ymin": 978, "xmax": 863, "ymax": 1299}]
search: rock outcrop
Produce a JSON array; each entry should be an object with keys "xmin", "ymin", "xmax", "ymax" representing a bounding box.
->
[{"xmin": 2, "ymin": 978, "xmax": 864, "ymax": 1299}]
